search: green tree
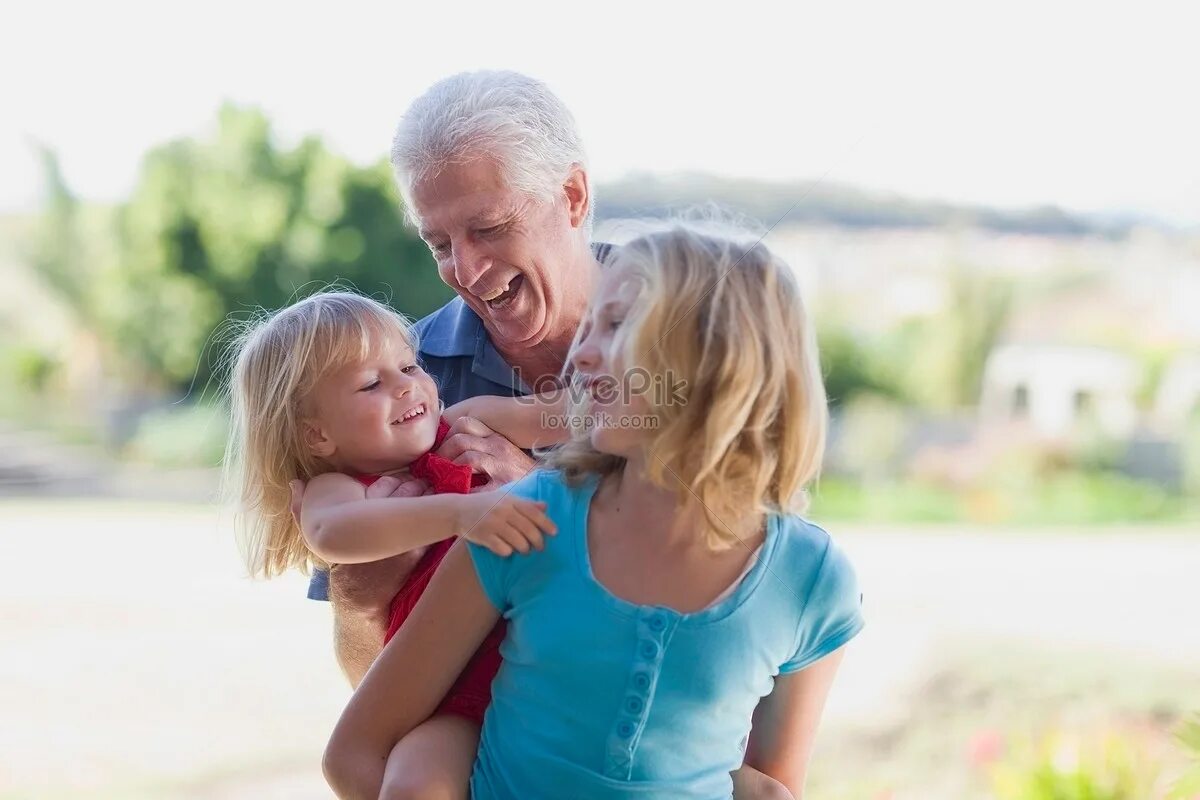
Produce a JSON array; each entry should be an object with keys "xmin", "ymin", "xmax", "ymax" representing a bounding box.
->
[
  {"xmin": 817, "ymin": 323, "xmax": 907, "ymax": 409},
  {"xmin": 38, "ymin": 104, "xmax": 449, "ymax": 392},
  {"xmin": 905, "ymin": 264, "xmax": 1015, "ymax": 410}
]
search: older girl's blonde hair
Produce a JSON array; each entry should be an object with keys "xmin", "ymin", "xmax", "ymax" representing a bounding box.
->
[
  {"xmin": 223, "ymin": 291, "xmax": 419, "ymax": 578},
  {"xmin": 546, "ymin": 223, "xmax": 828, "ymax": 550}
]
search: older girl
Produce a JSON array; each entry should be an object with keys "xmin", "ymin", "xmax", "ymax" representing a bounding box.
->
[{"xmin": 323, "ymin": 224, "xmax": 864, "ymax": 800}]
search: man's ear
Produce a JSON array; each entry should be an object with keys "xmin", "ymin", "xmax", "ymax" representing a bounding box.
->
[
  {"xmin": 301, "ymin": 420, "xmax": 336, "ymax": 458},
  {"xmin": 563, "ymin": 164, "xmax": 590, "ymax": 230}
]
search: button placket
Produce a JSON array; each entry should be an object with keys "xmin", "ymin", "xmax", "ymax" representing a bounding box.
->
[{"xmin": 603, "ymin": 608, "xmax": 678, "ymax": 780}]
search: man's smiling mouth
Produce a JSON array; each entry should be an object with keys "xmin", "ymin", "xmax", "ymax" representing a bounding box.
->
[{"xmin": 479, "ymin": 274, "xmax": 524, "ymax": 309}]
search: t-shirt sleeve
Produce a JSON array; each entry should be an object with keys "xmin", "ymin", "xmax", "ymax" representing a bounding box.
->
[
  {"xmin": 466, "ymin": 471, "xmax": 544, "ymax": 613},
  {"xmin": 307, "ymin": 568, "xmax": 330, "ymax": 601},
  {"xmin": 779, "ymin": 538, "xmax": 864, "ymax": 674}
]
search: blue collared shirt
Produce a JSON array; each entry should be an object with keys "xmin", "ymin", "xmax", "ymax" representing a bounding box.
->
[{"xmin": 308, "ymin": 243, "xmax": 614, "ymax": 600}]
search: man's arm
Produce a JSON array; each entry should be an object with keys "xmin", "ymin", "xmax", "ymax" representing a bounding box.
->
[
  {"xmin": 445, "ymin": 392, "xmax": 569, "ymax": 451},
  {"xmin": 296, "ymin": 475, "xmax": 428, "ymax": 688},
  {"xmin": 327, "ymin": 557, "xmax": 420, "ymax": 687}
]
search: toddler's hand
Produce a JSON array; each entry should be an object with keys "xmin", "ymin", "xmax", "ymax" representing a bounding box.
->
[{"xmin": 457, "ymin": 492, "xmax": 556, "ymax": 557}]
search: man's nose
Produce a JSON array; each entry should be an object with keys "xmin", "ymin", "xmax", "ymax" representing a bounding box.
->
[{"xmin": 452, "ymin": 239, "xmax": 493, "ymax": 291}]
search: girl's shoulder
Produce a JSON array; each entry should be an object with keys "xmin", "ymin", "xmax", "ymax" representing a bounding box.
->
[
  {"xmin": 506, "ymin": 468, "xmax": 599, "ymax": 505},
  {"xmin": 768, "ymin": 514, "xmax": 860, "ymax": 607},
  {"xmin": 771, "ymin": 513, "xmax": 836, "ymax": 561}
]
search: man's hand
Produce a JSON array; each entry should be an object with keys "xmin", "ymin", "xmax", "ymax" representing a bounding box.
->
[
  {"xmin": 290, "ymin": 475, "xmax": 428, "ymax": 688},
  {"xmin": 436, "ymin": 415, "xmax": 536, "ymax": 490}
]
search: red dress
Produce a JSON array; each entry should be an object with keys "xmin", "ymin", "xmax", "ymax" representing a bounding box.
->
[{"xmin": 356, "ymin": 419, "xmax": 507, "ymax": 724}]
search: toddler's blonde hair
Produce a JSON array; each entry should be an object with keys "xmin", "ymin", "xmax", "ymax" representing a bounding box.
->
[{"xmin": 223, "ymin": 291, "xmax": 418, "ymax": 578}]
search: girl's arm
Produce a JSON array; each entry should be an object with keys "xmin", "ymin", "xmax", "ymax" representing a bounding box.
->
[
  {"xmin": 322, "ymin": 541, "xmax": 500, "ymax": 800},
  {"xmin": 301, "ymin": 471, "xmax": 555, "ymax": 563},
  {"xmin": 741, "ymin": 646, "xmax": 848, "ymax": 799},
  {"xmin": 445, "ymin": 391, "xmax": 569, "ymax": 450}
]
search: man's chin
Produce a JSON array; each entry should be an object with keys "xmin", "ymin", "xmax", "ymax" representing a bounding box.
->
[{"xmin": 485, "ymin": 309, "xmax": 546, "ymax": 350}]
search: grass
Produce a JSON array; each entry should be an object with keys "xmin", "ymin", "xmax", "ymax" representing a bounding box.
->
[
  {"xmin": 806, "ymin": 639, "xmax": 1200, "ymax": 800},
  {"xmin": 811, "ymin": 475, "xmax": 1200, "ymax": 526}
]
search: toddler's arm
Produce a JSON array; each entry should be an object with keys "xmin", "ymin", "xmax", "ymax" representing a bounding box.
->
[
  {"xmin": 301, "ymin": 472, "xmax": 556, "ymax": 564},
  {"xmin": 322, "ymin": 542, "xmax": 500, "ymax": 799},
  {"xmin": 445, "ymin": 390, "xmax": 569, "ymax": 450}
]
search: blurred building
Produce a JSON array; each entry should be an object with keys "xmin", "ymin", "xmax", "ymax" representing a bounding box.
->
[{"xmin": 979, "ymin": 344, "xmax": 1140, "ymax": 440}]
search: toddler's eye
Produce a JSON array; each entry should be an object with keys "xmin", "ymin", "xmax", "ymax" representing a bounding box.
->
[
  {"xmin": 401, "ymin": 365, "xmax": 419, "ymax": 375},
  {"xmin": 359, "ymin": 379, "xmax": 380, "ymax": 392},
  {"xmin": 608, "ymin": 319, "xmax": 624, "ymax": 332}
]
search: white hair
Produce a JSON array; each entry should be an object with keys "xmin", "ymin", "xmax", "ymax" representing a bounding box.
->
[{"xmin": 391, "ymin": 70, "xmax": 592, "ymax": 231}]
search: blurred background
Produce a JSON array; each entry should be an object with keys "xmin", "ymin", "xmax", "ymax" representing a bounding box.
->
[{"xmin": 2, "ymin": 1, "xmax": 1198, "ymax": 798}]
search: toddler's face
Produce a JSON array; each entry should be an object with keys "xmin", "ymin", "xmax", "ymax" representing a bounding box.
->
[{"xmin": 304, "ymin": 333, "xmax": 441, "ymax": 474}]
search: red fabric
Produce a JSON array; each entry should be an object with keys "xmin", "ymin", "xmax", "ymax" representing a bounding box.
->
[
  {"xmin": 354, "ymin": 417, "xmax": 504, "ymax": 724},
  {"xmin": 408, "ymin": 418, "xmax": 490, "ymax": 494}
]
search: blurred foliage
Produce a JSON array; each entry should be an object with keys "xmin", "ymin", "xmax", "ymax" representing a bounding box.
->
[
  {"xmin": 1183, "ymin": 414, "xmax": 1200, "ymax": 497},
  {"xmin": 124, "ymin": 403, "xmax": 229, "ymax": 468},
  {"xmin": 810, "ymin": 471, "xmax": 1189, "ymax": 525},
  {"xmin": 834, "ymin": 394, "xmax": 909, "ymax": 481},
  {"xmin": 1169, "ymin": 713, "xmax": 1200, "ymax": 799},
  {"xmin": 28, "ymin": 104, "xmax": 450, "ymax": 393},
  {"xmin": 988, "ymin": 730, "xmax": 1163, "ymax": 800},
  {"xmin": 818, "ymin": 324, "xmax": 909, "ymax": 409},
  {"xmin": 819, "ymin": 264, "xmax": 1014, "ymax": 413},
  {"xmin": 904, "ymin": 263, "xmax": 1016, "ymax": 410}
]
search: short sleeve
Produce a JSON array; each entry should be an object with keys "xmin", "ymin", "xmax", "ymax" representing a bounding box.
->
[
  {"xmin": 307, "ymin": 568, "xmax": 330, "ymax": 601},
  {"xmin": 779, "ymin": 539, "xmax": 864, "ymax": 673},
  {"xmin": 466, "ymin": 471, "xmax": 544, "ymax": 613}
]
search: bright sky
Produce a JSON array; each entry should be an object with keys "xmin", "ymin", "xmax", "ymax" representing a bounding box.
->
[{"xmin": 4, "ymin": 0, "xmax": 1198, "ymax": 226}]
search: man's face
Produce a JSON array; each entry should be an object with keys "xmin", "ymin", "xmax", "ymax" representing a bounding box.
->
[{"xmin": 411, "ymin": 158, "xmax": 589, "ymax": 356}]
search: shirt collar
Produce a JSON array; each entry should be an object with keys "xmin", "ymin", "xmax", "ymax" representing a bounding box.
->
[
  {"xmin": 416, "ymin": 296, "xmax": 530, "ymax": 394},
  {"xmin": 416, "ymin": 296, "xmax": 478, "ymax": 358}
]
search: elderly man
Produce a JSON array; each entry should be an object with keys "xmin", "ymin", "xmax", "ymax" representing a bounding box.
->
[{"xmin": 307, "ymin": 70, "xmax": 611, "ymax": 685}]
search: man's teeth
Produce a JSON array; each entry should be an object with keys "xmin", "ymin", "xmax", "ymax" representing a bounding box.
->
[{"xmin": 479, "ymin": 279, "xmax": 512, "ymax": 302}]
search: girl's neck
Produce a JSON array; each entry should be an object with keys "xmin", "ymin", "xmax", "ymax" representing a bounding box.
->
[
  {"xmin": 600, "ymin": 461, "xmax": 708, "ymax": 551},
  {"xmin": 325, "ymin": 454, "xmax": 415, "ymax": 479},
  {"xmin": 602, "ymin": 454, "xmax": 765, "ymax": 551}
]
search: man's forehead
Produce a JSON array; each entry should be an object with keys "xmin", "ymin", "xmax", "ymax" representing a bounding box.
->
[
  {"xmin": 411, "ymin": 160, "xmax": 525, "ymax": 235},
  {"xmin": 416, "ymin": 196, "xmax": 518, "ymax": 238}
]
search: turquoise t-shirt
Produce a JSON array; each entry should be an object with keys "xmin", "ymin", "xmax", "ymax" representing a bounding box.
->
[{"xmin": 466, "ymin": 470, "xmax": 864, "ymax": 800}]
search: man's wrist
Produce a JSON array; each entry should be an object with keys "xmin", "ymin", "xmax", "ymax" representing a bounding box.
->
[{"xmin": 327, "ymin": 569, "xmax": 394, "ymax": 621}]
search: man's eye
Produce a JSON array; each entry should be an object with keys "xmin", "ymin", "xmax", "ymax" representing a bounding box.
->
[
  {"xmin": 607, "ymin": 319, "xmax": 624, "ymax": 331},
  {"xmin": 479, "ymin": 223, "xmax": 505, "ymax": 236},
  {"xmin": 429, "ymin": 242, "xmax": 450, "ymax": 256}
]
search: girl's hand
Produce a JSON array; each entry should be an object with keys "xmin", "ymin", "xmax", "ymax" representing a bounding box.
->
[{"xmin": 456, "ymin": 492, "xmax": 556, "ymax": 556}]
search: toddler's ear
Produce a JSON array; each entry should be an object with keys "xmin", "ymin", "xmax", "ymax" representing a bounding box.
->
[{"xmin": 301, "ymin": 420, "xmax": 336, "ymax": 458}]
